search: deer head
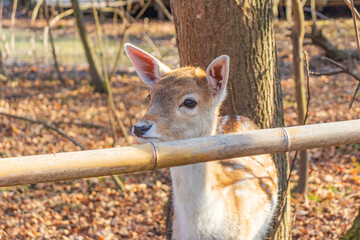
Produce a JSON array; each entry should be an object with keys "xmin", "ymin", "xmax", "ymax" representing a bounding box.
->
[{"xmin": 125, "ymin": 43, "xmax": 230, "ymax": 143}]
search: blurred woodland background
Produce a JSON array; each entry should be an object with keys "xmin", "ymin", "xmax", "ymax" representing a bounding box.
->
[{"xmin": 0, "ymin": 0, "xmax": 360, "ymax": 239}]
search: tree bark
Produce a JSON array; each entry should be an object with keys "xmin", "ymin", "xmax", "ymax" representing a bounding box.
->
[
  {"xmin": 70, "ymin": 0, "xmax": 105, "ymax": 92},
  {"xmin": 170, "ymin": 0, "xmax": 290, "ymax": 239}
]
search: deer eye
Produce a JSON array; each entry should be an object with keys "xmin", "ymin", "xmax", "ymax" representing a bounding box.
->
[
  {"xmin": 146, "ymin": 94, "xmax": 151, "ymax": 101},
  {"xmin": 183, "ymin": 99, "xmax": 197, "ymax": 109}
]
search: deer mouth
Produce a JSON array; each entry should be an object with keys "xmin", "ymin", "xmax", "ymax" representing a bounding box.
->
[{"xmin": 135, "ymin": 136, "xmax": 160, "ymax": 143}]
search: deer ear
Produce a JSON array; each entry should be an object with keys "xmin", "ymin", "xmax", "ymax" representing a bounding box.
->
[
  {"xmin": 125, "ymin": 43, "xmax": 170, "ymax": 87},
  {"xmin": 206, "ymin": 55, "xmax": 230, "ymax": 105}
]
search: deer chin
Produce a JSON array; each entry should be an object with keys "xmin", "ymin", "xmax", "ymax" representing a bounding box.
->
[{"xmin": 134, "ymin": 136, "xmax": 161, "ymax": 144}]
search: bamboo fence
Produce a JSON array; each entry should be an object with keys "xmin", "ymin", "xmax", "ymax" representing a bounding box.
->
[{"xmin": 1, "ymin": 119, "xmax": 360, "ymax": 187}]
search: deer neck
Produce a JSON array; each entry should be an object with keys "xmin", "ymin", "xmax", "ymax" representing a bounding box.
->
[{"xmin": 170, "ymin": 112, "xmax": 218, "ymax": 212}]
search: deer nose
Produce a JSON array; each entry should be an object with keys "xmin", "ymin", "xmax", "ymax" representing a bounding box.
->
[{"xmin": 133, "ymin": 124, "xmax": 152, "ymax": 137}]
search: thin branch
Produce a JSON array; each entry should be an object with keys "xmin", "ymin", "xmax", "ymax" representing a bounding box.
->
[
  {"xmin": 86, "ymin": 2, "xmax": 154, "ymax": 147},
  {"xmin": 323, "ymin": 56, "xmax": 352, "ymax": 70},
  {"xmin": 109, "ymin": 0, "xmax": 153, "ymax": 80},
  {"xmin": 49, "ymin": 9, "xmax": 74, "ymax": 26},
  {"xmin": 84, "ymin": 0, "xmax": 128, "ymax": 189},
  {"xmin": 91, "ymin": 0, "xmax": 110, "ymax": 86},
  {"xmin": 54, "ymin": 120, "xmax": 109, "ymax": 129},
  {"xmin": 0, "ymin": 111, "xmax": 85, "ymax": 149},
  {"xmin": 44, "ymin": 0, "xmax": 65, "ymax": 84},
  {"xmin": 349, "ymin": 0, "xmax": 360, "ymax": 108},
  {"xmin": 90, "ymin": 1, "xmax": 128, "ymax": 190},
  {"xmin": 30, "ymin": 0, "xmax": 43, "ymax": 61},
  {"xmin": 310, "ymin": 57, "xmax": 360, "ymax": 108},
  {"xmin": 70, "ymin": 0, "xmax": 105, "ymax": 92},
  {"xmin": 143, "ymin": 33, "xmax": 162, "ymax": 60},
  {"xmin": 154, "ymin": 0, "xmax": 173, "ymax": 21},
  {"xmin": 310, "ymin": 0, "xmax": 317, "ymax": 28},
  {"xmin": 349, "ymin": 82, "xmax": 360, "ymax": 109},
  {"xmin": 349, "ymin": 57, "xmax": 360, "ymax": 108},
  {"xmin": 134, "ymin": 0, "xmax": 153, "ymax": 22},
  {"xmin": 344, "ymin": 0, "xmax": 360, "ymax": 20},
  {"xmin": 10, "ymin": 0, "xmax": 18, "ymax": 54},
  {"xmin": 108, "ymin": 10, "xmax": 131, "ymax": 80},
  {"xmin": 107, "ymin": 112, "xmax": 126, "ymax": 191},
  {"xmin": 304, "ymin": 52, "xmax": 311, "ymax": 125},
  {"xmin": 111, "ymin": 174, "xmax": 125, "ymax": 191},
  {"xmin": 108, "ymin": 107, "xmax": 118, "ymax": 146},
  {"xmin": 310, "ymin": 69, "xmax": 346, "ymax": 76},
  {"xmin": 126, "ymin": 0, "xmax": 133, "ymax": 14},
  {"xmin": 303, "ymin": 7, "xmax": 330, "ymax": 20},
  {"xmin": 317, "ymin": 56, "xmax": 360, "ymax": 81},
  {"xmin": 90, "ymin": 0, "xmax": 131, "ymax": 146},
  {"xmin": 350, "ymin": 0, "xmax": 360, "ymax": 58},
  {"xmin": 0, "ymin": 0, "xmax": 10, "ymax": 81}
]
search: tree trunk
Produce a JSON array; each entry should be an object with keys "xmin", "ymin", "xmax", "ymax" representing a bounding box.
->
[
  {"xmin": 292, "ymin": 0, "xmax": 309, "ymax": 195},
  {"xmin": 170, "ymin": 0, "xmax": 290, "ymax": 239},
  {"xmin": 70, "ymin": 0, "xmax": 105, "ymax": 92},
  {"xmin": 342, "ymin": 208, "xmax": 360, "ymax": 240}
]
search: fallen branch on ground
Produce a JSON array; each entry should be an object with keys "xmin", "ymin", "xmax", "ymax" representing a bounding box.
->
[
  {"xmin": 0, "ymin": 111, "xmax": 85, "ymax": 149},
  {"xmin": 54, "ymin": 120, "xmax": 109, "ymax": 129},
  {"xmin": 0, "ymin": 111, "xmax": 125, "ymax": 191},
  {"xmin": 305, "ymin": 30, "xmax": 358, "ymax": 61}
]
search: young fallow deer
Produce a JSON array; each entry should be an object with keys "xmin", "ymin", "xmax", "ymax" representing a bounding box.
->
[{"xmin": 125, "ymin": 43, "xmax": 278, "ymax": 240}]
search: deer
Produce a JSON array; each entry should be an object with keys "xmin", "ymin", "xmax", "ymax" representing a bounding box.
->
[{"xmin": 125, "ymin": 43, "xmax": 278, "ymax": 240}]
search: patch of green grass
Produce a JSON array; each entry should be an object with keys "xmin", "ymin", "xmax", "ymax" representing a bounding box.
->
[
  {"xmin": 57, "ymin": 23, "xmax": 65, "ymax": 29},
  {"xmin": 308, "ymin": 194, "xmax": 321, "ymax": 202},
  {"xmin": 61, "ymin": 96, "xmax": 67, "ymax": 105},
  {"xmin": 0, "ymin": 187, "xmax": 13, "ymax": 192},
  {"xmin": 2, "ymin": 27, "xmax": 119, "ymax": 65},
  {"xmin": 328, "ymin": 186, "xmax": 339, "ymax": 193},
  {"xmin": 352, "ymin": 156, "xmax": 359, "ymax": 169}
]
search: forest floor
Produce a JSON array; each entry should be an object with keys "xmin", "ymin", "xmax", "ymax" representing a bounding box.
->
[{"xmin": 0, "ymin": 18, "xmax": 360, "ymax": 239}]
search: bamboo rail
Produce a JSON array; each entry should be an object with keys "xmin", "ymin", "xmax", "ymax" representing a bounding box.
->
[{"xmin": 1, "ymin": 119, "xmax": 360, "ymax": 187}]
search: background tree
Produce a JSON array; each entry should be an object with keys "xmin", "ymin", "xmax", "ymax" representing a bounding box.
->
[
  {"xmin": 170, "ymin": 0, "xmax": 290, "ymax": 239},
  {"xmin": 342, "ymin": 208, "xmax": 360, "ymax": 240},
  {"xmin": 292, "ymin": 0, "xmax": 309, "ymax": 196},
  {"xmin": 70, "ymin": 0, "xmax": 105, "ymax": 92}
]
